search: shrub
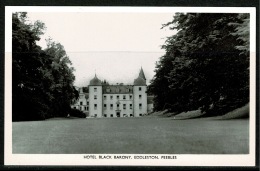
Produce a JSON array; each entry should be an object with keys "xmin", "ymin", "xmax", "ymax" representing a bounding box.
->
[{"xmin": 69, "ymin": 108, "xmax": 86, "ymax": 118}]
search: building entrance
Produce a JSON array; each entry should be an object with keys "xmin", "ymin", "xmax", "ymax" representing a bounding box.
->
[{"xmin": 116, "ymin": 112, "xmax": 120, "ymax": 117}]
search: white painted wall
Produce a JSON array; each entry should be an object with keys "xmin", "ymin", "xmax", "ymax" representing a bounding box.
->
[
  {"xmin": 102, "ymin": 94, "xmax": 134, "ymax": 117},
  {"xmin": 133, "ymin": 86, "xmax": 147, "ymax": 117},
  {"xmin": 89, "ymin": 86, "xmax": 102, "ymax": 117},
  {"xmin": 71, "ymin": 89, "xmax": 88, "ymax": 113},
  {"xmin": 87, "ymin": 85, "xmax": 148, "ymax": 118}
]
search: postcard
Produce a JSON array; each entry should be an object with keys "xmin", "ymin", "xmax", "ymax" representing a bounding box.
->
[{"xmin": 5, "ymin": 6, "xmax": 256, "ymax": 166}]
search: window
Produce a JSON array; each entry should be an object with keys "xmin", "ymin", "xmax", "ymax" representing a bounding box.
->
[
  {"xmin": 94, "ymin": 95, "xmax": 97, "ymax": 99},
  {"xmin": 84, "ymin": 107, "xmax": 86, "ymax": 110},
  {"xmin": 126, "ymin": 88, "xmax": 129, "ymax": 92},
  {"xmin": 94, "ymin": 114, "xmax": 97, "ymax": 117},
  {"xmin": 110, "ymin": 104, "xmax": 113, "ymax": 109},
  {"xmin": 139, "ymin": 114, "xmax": 142, "ymax": 116},
  {"xmin": 130, "ymin": 114, "xmax": 133, "ymax": 117},
  {"xmin": 130, "ymin": 95, "xmax": 132, "ymax": 99},
  {"xmin": 139, "ymin": 95, "xmax": 142, "ymax": 99},
  {"xmin": 87, "ymin": 102, "xmax": 89, "ymax": 105},
  {"xmin": 94, "ymin": 104, "xmax": 97, "ymax": 110},
  {"xmin": 110, "ymin": 114, "xmax": 113, "ymax": 117},
  {"xmin": 94, "ymin": 88, "xmax": 97, "ymax": 92},
  {"xmin": 123, "ymin": 95, "xmax": 126, "ymax": 100},
  {"xmin": 104, "ymin": 104, "xmax": 107, "ymax": 109},
  {"xmin": 130, "ymin": 104, "xmax": 132, "ymax": 109},
  {"xmin": 110, "ymin": 95, "xmax": 113, "ymax": 100},
  {"xmin": 117, "ymin": 95, "xmax": 119, "ymax": 99},
  {"xmin": 139, "ymin": 87, "xmax": 142, "ymax": 91},
  {"xmin": 104, "ymin": 114, "xmax": 107, "ymax": 117},
  {"xmin": 106, "ymin": 88, "xmax": 110, "ymax": 93},
  {"xmin": 117, "ymin": 104, "xmax": 119, "ymax": 107},
  {"xmin": 104, "ymin": 95, "xmax": 106, "ymax": 100},
  {"xmin": 139, "ymin": 103, "xmax": 142, "ymax": 109},
  {"xmin": 123, "ymin": 104, "xmax": 126, "ymax": 109},
  {"xmin": 87, "ymin": 107, "xmax": 89, "ymax": 111},
  {"xmin": 80, "ymin": 102, "xmax": 83, "ymax": 105}
]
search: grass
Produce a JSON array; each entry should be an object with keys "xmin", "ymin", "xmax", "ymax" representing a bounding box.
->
[
  {"xmin": 219, "ymin": 103, "xmax": 249, "ymax": 119},
  {"xmin": 13, "ymin": 117, "xmax": 249, "ymax": 154},
  {"xmin": 148, "ymin": 104, "xmax": 249, "ymax": 120},
  {"xmin": 172, "ymin": 110, "xmax": 204, "ymax": 120}
]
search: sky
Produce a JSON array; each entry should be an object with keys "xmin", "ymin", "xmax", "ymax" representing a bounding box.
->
[{"xmin": 27, "ymin": 12, "xmax": 176, "ymax": 87}]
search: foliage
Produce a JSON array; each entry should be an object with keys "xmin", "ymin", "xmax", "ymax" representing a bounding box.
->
[
  {"xmin": 82, "ymin": 87, "xmax": 89, "ymax": 93},
  {"xmin": 12, "ymin": 12, "xmax": 77, "ymax": 121},
  {"xmin": 149, "ymin": 13, "xmax": 249, "ymax": 116},
  {"xmin": 69, "ymin": 108, "xmax": 86, "ymax": 118}
]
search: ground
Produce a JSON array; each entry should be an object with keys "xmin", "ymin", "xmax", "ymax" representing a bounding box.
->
[{"xmin": 12, "ymin": 117, "xmax": 249, "ymax": 154}]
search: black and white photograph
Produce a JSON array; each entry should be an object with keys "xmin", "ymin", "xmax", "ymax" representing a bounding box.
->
[{"xmin": 4, "ymin": 6, "xmax": 257, "ymax": 166}]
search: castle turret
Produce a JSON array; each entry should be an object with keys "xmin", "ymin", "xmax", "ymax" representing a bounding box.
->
[
  {"xmin": 133, "ymin": 68, "xmax": 147, "ymax": 117},
  {"xmin": 89, "ymin": 74, "xmax": 102, "ymax": 117},
  {"xmin": 138, "ymin": 67, "xmax": 146, "ymax": 81}
]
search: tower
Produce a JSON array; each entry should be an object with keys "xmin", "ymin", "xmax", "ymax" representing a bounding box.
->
[
  {"xmin": 88, "ymin": 74, "xmax": 103, "ymax": 117},
  {"xmin": 133, "ymin": 67, "xmax": 147, "ymax": 117}
]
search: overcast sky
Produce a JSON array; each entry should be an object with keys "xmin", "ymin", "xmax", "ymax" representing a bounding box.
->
[{"xmin": 27, "ymin": 12, "xmax": 176, "ymax": 87}]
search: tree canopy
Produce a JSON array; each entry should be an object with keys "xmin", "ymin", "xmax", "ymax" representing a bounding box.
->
[
  {"xmin": 148, "ymin": 13, "xmax": 249, "ymax": 116},
  {"xmin": 12, "ymin": 12, "xmax": 78, "ymax": 121}
]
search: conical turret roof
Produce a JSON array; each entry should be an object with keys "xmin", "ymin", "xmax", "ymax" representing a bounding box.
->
[
  {"xmin": 138, "ymin": 67, "xmax": 146, "ymax": 80},
  {"xmin": 134, "ymin": 76, "xmax": 146, "ymax": 86},
  {"xmin": 134, "ymin": 67, "xmax": 146, "ymax": 86}
]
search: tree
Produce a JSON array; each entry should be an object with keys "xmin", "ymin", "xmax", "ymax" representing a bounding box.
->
[
  {"xmin": 12, "ymin": 12, "xmax": 77, "ymax": 121},
  {"xmin": 44, "ymin": 39, "xmax": 76, "ymax": 117},
  {"xmin": 149, "ymin": 13, "xmax": 249, "ymax": 116},
  {"xmin": 12, "ymin": 12, "xmax": 50, "ymax": 120},
  {"xmin": 230, "ymin": 13, "xmax": 250, "ymax": 56}
]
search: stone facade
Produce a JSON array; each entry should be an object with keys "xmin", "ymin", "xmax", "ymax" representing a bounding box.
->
[{"xmin": 72, "ymin": 68, "xmax": 153, "ymax": 117}]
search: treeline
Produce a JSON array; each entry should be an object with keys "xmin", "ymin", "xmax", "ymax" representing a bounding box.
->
[
  {"xmin": 148, "ymin": 13, "xmax": 249, "ymax": 116},
  {"xmin": 12, "ymin": 12, "xmax": 79, "ymax": 121}
]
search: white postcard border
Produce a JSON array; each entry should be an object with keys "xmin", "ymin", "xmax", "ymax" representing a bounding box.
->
[{"xmin": 5, "ymin": 6, "xmax": 256, "ymax": 166}]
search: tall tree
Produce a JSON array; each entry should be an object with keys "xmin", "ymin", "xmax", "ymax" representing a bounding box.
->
[
  {"xmin": 12, "ymin": 12, "xmax": 77, "ymax": 121},
  {"xmin": 12, "ymin": 12, "xmax": 50, "ymax": 120},
  {"xmin": 149, "ymin": 13, "xmax": 249, "ymax": 116},
  {"xmin": 44, "ymin": 39, "xmax": 76, "ymax": 117}
]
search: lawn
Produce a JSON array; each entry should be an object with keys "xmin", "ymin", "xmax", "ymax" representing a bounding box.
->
[{"xmin": 12, "ymin": 117, "xmax": 249, "ymax": 154}]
